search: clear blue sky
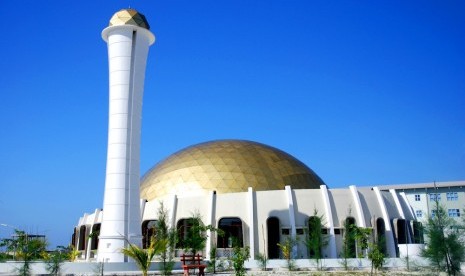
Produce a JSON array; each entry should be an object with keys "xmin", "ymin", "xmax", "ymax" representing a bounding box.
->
[{"xmin": 0, "ymin": 1, "xmax": 464, "ymax": 248}]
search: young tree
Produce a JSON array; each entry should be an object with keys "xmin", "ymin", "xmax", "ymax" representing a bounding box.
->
[
  {"xmin": 368, "ymin": 242, "xmax": 385, "ymax": 275},
  {"xmin": 121, "ymin": 236, "xmax": 167, "ymax": 276},
  {"xmin": 277, "ymin": 236, "xmax": 298, "ymax": 271},
  {"xmin": 181, "ymin": 212, "xmax": 219, "ymax": 256},
  {"xmin": 5, "ymin": 230, "xmax": 48, "ymax": 276},
  {"xmin": 422, "ymin": 200, "xmax": 465, "ymax": 275},
  {"xmin": 231, "ymin": 245, "xmax": 250, "ymax": 276},
  {"xmin": 155, "ymin": 202, "xmax": 177, "ymax": 275},
  {"xmin": 305, "ymin": 209, "xmax": 328, "ymax": 270},
  {"xmin": 352, "ymin": 226, "xmax": 371, "ymax": 258},
  {"xmin": 45, "ymin": 246, "xmax": 69, "ymax": 276},
  {"xmin": 0, "ymin": 237, "xmax": 15, "ymax": 261},
  {"xmin": 208, "ymin": 245, "xmax": 218, "ymax": 273},
  {"xmin": 341, "ymin": 216, "xmax": 357, "ymax": 270}
]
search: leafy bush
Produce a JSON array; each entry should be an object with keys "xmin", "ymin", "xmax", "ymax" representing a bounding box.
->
[{"xmin": 231, "ymin": 245, "xmax": 250, "ymax": 276}]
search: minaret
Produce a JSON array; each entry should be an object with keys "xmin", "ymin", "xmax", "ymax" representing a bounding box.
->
[{"xmin": 98, "ymin": 9, "xmax": 155, "ymax": 263}]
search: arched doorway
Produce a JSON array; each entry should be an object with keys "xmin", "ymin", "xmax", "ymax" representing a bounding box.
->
[
  {"xmin": 78, "ymin": 225, "xmax": 86, "ymax": 251},
  {"xmin": 395, "ymin": 219, "xmax": 407, "ymax": 244},
  {"xmin": 344, "ymin": 217, "xmax": 356, "ymax": 258},
  {"xmin": 267, "ymin": 217, "xmax": 280, "ymax": 259},
  {"xmin": 90, "ymin": 223, "xmax": 100, "ymax": 250},
  {"xmin": 71, "ymin": 228, "xmax": 78, "ymax": 249},
  {"xmin": 376, "ymin": 218, "xmax": 387, "ymax": 254},
  {"xmin": 308, "ymin": 216, "xmax": 323, "ymax": 258}
]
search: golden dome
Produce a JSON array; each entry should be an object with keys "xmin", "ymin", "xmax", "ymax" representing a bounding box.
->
[
  {"xmin": 109, "ymin": 9, "xmax": 150, "ymax": 30},
  {"xmin": 140, "ymin": 140, "xmax": 325, "ymax": 200}
]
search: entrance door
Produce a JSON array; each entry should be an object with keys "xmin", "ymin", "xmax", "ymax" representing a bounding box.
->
[{"xmin": 267, "ymin": 217, "xmax": 280, "ymax": 259}]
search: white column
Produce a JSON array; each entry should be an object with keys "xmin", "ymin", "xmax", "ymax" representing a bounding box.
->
[
  {"xmin": 349, "ymin": 185, "xmax": 366, "ymax": 227},
  {"xmin": 140, "ymin": 199, "xmax": 147, "ymax": 220},
  {"xmin": 206, "ymin": 191, "xmax": 216, "ymax": 260},
  {"xmin": 247, "ymin": 187, "xmax": 255, "ymax": 260},
  {"xmin": 373, "ymin": 187, "xmax": 397, "ymax": 258},
  {"xmin": 168, "ymin": 194, "xmax": 177, "ymax": 259},
  {"xmin": 320, "ymin": 185, "xmax": 337, "ymax": 258},
  {"xmin": 86, "ymin": 209, "xmax": 102, "ymax": 261},
  {"xmin": 98, "ymin": 24, "xmax": 155, "ymax": 263},
  {"xmin": 285, "ymin": 186, "xmax": 297, "ymax": 257},
  {"xmin": 169, "ymin": 195, "xmax": 178, "ymax": 230},
  {"xmin": 399, "ymin": 192, "xmax": 415, "ymax": 218},
  {"xmin": 389, "ymin": 189, "xmax": 405, "ymax": 219}
]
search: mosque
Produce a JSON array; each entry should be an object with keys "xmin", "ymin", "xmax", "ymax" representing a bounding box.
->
[
  {"xmin": 73, "ymin": 8, "xmax": 426, "ymax": 263},
  {"xmin": 75, "ymin": 139, "xmax": 424, "ymax": 263}
]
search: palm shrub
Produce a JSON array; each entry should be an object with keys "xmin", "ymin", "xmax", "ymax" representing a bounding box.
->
[
  {"xmin": 45, "ymin": 246, "xmax": 69, "ymax": 276},
  {"xmin": 121, "ymin": 236, "xmax": 167, "ymax": 276},
  {"xmin": 13, "ymin": 230, "xmax": 47, "ymax": 276},
  {"xmin": 68, "ymin": 245, "xmax": 80, "ymax": 261},
  {"xmin": 277, "ymin": 236, "xmax": 298, "ymax": 271},
  {"xmin": 256, "ymin": 224, "xmax": 268, "ymax": 271},
  {"xmin": 255, "ymin": 252, "xmax": 268, "ymax": 271}
]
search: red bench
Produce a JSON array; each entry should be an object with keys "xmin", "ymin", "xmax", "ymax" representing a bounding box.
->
[{"xmin": 181, "ymin": 254, "xmax": 206, "ymax": 276}]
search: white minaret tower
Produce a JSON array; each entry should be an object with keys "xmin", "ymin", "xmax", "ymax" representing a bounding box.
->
[{"xmin": 98, "ymin": 9, "xmax": 155, "ymax": 263}]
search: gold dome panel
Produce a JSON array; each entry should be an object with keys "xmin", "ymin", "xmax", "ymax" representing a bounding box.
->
[
  {"xmin": 140, "ymin": 140, "xmax": 325, "ymax": 200},
  {"xmin": 109, "ymin": 9, "xmax": 150, "ymax": 30}
]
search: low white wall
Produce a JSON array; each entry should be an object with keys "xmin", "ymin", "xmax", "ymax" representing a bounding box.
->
[
  {"xmin": 245, "ymin": 257, "xmax": 430, "ymax": 270},
  {"xmin": 398, "ymin": 244, "xmax": 425, "ymax": 258},
  {"xmin": 0, "ymin": 261, "xmax": 183, "ymax": 275},
  {"xmin": 0, "ymin": 257, "xmax": 434, "ymax": 275}
]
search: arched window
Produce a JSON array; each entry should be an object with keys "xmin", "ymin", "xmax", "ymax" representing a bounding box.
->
[
  {"xmin": 217, "ymin": 218, "xmax": 243, "ymax": 248},
  {"xmin": 176, "ymin": 217, "xmax": 203, "ymax": 249},
  {"xmin": 343, "ymin": 217, "xmax": 356, "ymax": 258},
  {"xmin": 78, "ymin": 225, "xmax": 87, "ymax": 251},
  {"xmin": 376, "ymin": 218, "xmax": 387, "ymax": 254},
  {"xmin": 307, "ymin": 216, "xmax": 323, "ymax": 258},
  {"xmin": 267, "ymin": 217, "xmax": 280, "ymax": 259},
  {"xmin": 142, "ymin": 220, "xmax": 157, "ymax": 249},
  {"xmin": 90, "ymin": 223, "xmax": 100, "ymax": 250}
]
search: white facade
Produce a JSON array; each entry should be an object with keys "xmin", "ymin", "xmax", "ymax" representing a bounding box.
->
[
  {"xmin": 76, "ymin": 184, "xmax": 425, "ymax": 262},
  {"xmin": 97, "ymin": 20, "xmax": 155, "ymax": 262}
]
